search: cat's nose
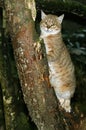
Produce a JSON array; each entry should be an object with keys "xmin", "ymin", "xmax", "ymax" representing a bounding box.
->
[{"xmin": 46, "ymin": 25, "xmax": 50, "ymax": 29}]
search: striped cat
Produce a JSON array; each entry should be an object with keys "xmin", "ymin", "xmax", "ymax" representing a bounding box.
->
[{"xmin": 40, "ymin": 11, "xmax": 76, "ymax": 112}]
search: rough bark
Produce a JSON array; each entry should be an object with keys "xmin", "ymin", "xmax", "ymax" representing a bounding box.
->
[
  {"xmin": 0, "ymin": 0, "xmax": 4, "ymax": 7},
  {"xmin": 4, "ymin": 0, "xmax": 85, "ymax": 130},
  {"xmin": 0, "ymin": 20, "xmax": 16, "ymax": 130},
  {"xmin": 0, "ymin": 7, "xmax": 32, "ymax": 130}
]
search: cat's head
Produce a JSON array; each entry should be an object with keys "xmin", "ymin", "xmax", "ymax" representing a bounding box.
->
[{"xmin": 40, "ymin": 11, "xmax": 64, "ymax": 38}]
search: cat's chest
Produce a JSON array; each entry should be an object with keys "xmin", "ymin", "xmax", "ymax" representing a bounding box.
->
[{"xmin": 43, "ymin": 36, "xmax": 57, "ymax": 53}]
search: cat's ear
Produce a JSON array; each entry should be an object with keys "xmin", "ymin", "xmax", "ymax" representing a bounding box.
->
[
  {"xmin": 58, "ymin": 14, "xmax": 64, "ymax": 24},
  {"xmin": 41, "ymin": 11, "xmax": 46, "ymax": 19}
]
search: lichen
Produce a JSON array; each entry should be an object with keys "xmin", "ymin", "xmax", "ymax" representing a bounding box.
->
[{"xmin": 3, "ymin": 96, "xmax": 12, "ymax": 105}]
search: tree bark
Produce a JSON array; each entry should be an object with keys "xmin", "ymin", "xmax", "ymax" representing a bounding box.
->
[
  {"xmin": 0, "ymin": 7, "xmax": 32, "ymax": 130},
  {"xmin": 4, "ymin": 0, "xmax": 85, "ymax": 130}
]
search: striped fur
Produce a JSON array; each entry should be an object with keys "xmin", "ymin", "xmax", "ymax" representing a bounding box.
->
[{"xmin": 40, "ymin": 12, "xmax": 76, "ymax": 112}]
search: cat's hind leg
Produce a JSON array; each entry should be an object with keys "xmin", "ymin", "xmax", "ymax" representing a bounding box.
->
[{"xmin": 58, "ymin": 97, "xmax": 71, "ymax": 112}]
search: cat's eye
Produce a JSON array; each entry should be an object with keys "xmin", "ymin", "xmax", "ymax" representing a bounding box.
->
[{"xmin": 50, "ymin": 24, "xmax": 54, "ymax": 27}]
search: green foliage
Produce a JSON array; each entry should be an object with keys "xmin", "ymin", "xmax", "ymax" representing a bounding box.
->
[{"xmin": 36, "ymin": 0, "xmax": 86, "ymax": 19}]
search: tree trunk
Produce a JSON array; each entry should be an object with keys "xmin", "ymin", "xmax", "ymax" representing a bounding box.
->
[
  {"xmin": 4, "ymin": 0, "xmax": 85, "ymax": 130},
  {"xmin": 0, "ymin": 7, "xmax": 32, "ymax": 130}
]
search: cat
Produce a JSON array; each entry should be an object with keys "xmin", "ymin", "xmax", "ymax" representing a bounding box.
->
[{"xmin": 40, "ymin": 11, "xmax": 76, "ymax": 112}]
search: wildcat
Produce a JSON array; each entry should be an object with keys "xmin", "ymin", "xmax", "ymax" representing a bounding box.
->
[{"xmin": 40, "ymin": 11, "xmax": 76, "ymax": 112}]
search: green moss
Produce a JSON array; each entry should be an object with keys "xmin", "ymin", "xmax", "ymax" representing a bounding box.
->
[{"xmin": 15, "ymin": 113, "xmax": 31, "ymax": 130}]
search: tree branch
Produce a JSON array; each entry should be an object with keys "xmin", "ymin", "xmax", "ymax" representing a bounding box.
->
[{"xmin": 4, "ymin": 0, "xmax": 83, "ymax": 130}]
